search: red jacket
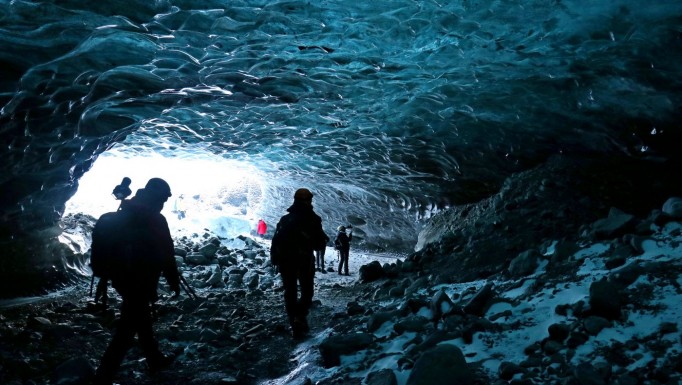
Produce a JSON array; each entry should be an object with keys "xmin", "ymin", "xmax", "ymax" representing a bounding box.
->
[{"xmin": 257, "ymin": 219, "xmax": 267, "ymax": 235}]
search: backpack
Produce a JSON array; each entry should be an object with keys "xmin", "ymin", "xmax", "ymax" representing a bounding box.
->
[
  {"xmin": 271, "ymin": 213, "xmax": 323, "ymax": 266},
  {"xmin": 90, "ymin": 210, "xmax": 133, "ymax": 280}
]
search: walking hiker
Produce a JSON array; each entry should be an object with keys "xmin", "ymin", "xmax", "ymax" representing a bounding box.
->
[
  {"xmin": 315, "ymin": 232, "xmax": 330, "ymax": 272},
  {"xmin": 93, "ymin": 178, "xmax": 181, "ymax": 385},
  {"xmin": 270, "ymin": 188, "xmax": 327, "ymax": 339},
  {"xmin": 334, "ymin": 225, "xmax": 353, "ymax": 275}
]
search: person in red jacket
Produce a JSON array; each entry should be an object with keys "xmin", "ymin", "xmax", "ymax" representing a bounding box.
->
[{"xmin": 257, "ymin": 218, "xmax": 267, "ymax": 238}]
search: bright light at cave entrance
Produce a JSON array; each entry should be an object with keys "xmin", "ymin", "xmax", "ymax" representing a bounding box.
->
[{"xmin": 64, "ymin": 151, "xmax": 266, "ymax": 238}]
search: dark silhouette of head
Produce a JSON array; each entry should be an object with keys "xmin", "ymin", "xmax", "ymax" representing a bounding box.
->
[
  {"xmin": 139, "ymin": 178, "xmax": 172, "ymax": 212},
  {"xmin": 294, "ymin": 188, "xmax": 313, "ymax": 205}
]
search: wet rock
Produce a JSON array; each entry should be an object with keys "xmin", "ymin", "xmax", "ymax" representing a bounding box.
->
[
  {"xmin": 199, "ymin": 242, "xmax": 219, "ymax": 258},
  {"xmin": 604, "ymin": 255, "xmax": 626, "ymax": 270},
  {"xmin": 566, "ymin": 331, "xmax": 589, "ymax": 349},
  {"xmin": 206, "ymin": 266, "xmax": 225, "ymax": 288},
  {"xmin": 588, "ymin": 278, "xmax": 621, "ymax": 320},
  {"xmin": 346, "ymin": 301, "xmax": 365, "ymax": 316},
  {"xmin": 406, "ymin": 344, "xmax": 473, "ymax": 385},
  {"xmin": 319, "ymin": 332, "xmax": 374, "ymax": 368},
  {"xmin": 28, "ymin": 316, "xmax": 52, "ymax": 328},
  {"xmin": 52, "ymin": 356, "xmax": 94, "ymax": 385},
  {"xmin": 499, "ymin": 361, "xmax": 525, "ymax": 381},
  {"xmin": 175, "ymin": 255, "xmax": 185, "ymax": 266},
  {"xmin": 583, "ymin": 316, "xmax": 610, "ymax": 336},
  {"xmin": 359, "ymin": 261, "xmax": 385, "ymax": 282},
  {"xmin": 590, "ymin": 208, "xmax": 637, "ymax": 240},
  {"xmin": 548, "ymin": 322, "xmax": 571, "ymax": 342},
  {"xmin": 365, "ymin": 368, "xmax": 397, "ymax": 385},
  {"xmin": 463, "ymin": 282, "xmax": 495, "ymax": 316},
  {"xmin": 393, "ymin": 315, "xmax": 430, "ymax": 334},
  {"xmin": 430, "ymin": 289, "xmax": 454, "ymax": 323},
  {"xmin": 388, "ymin": 285, "xmax": 405, "ymax": 297},
  {"xmin": 573, "ymin": 362, "xmax": 606, "ymax": 385},
  {"xmin": 542, "ymin": 339, "xmax": 564, "ymax": 354},
  {"xmin": 662, "ymin": 197, "xmax": 682, "ymax": 218},
  {"xmin": 372, "ymin": 286, "xmax": 391, "ymax": 300},
  {"xmin": 228, "ymin": 274, "xmax": 244, "ymax": 288},
  {"xmin": 404, "ymin": 277, "xmax": 429, "ymax": 296},
  {"xmin": 187, "ymin": 252, "xmax": 211, "ymax": 265},
  {"xmin": 659, "ymin": 321, "xmax": 677, "ymax": 335},
  {"xmin": 200, "ymin": 327, "xmax": 220, "ymax": 342},
  {"xmin": 367, "ymin": 310, "xmax": 401, "ymax": 332},
  {"xmin": 608, "ymin": 262, "xmax": 646, "ymax": 288},
  {"xmin": 508, "ymin": 249, "xmax": 541, "ymax": 277}
]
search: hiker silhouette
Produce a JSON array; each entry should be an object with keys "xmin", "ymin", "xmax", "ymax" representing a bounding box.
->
[
  {"xmin": 93, "ymin": 177, "xmax": 181, "ymax": 385},
  {"xmin": 270, "ymin": 188, "xmax": 328, "ymax": 339},
  {"xmin": 334, "ymin": 225, "xmax": 353, "ymax": 275}
]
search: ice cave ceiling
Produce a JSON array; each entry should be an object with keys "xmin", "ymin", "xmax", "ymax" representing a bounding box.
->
[{"xmin": 1, "ymin": 0, "xmax": 681, "ymax": 253}]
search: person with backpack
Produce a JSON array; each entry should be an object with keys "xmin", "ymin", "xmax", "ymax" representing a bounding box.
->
[
  {"xmin": 334, "ymin": 225, "xmax": 353, "ymax": 275},
  {"xmin": 270, "ymin": 188, "xmax": 327, "ymax": 339},
  {"xmin": 93, "ymin": 178, "xmax": 181, "ymax": 385}
]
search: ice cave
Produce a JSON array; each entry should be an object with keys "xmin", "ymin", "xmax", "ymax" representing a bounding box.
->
[{"xmin": 1, "ymin": 1, "xmax": 681, "ymax": 385}]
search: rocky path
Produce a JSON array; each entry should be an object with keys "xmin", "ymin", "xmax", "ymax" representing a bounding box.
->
[{"xmin": 0, "ymin": 245, "xmax": 383, "ymax": 385}]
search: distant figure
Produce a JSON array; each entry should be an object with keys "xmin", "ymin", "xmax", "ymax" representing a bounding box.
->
[
  {"xmin": 94, "ymin": 178, "xmax": 181, "ymax": 385},
  {"xmin": 112, "ymin": 177, "xmax": 132, "ymax": 201},
  {"xmin": 257, "ymin": 218, "xmax": 267, "ymax": 238},
  {"xmin": 334, "ymin": 225, "xmax": 353, "ymax": 275},
  {"xmin": 270, "ymin": 188, "xmax": 328, "ymax": 339},
  {"xmin": 315, "ymin": 232, "xmax": 330, "ymax": 272},
  {"xmin": 173, "ymin": 194, "xmax": 186, "ymax": 220}
]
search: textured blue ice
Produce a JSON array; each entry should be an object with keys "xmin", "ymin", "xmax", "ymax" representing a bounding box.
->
[{"xmin": 1, "ymin": 0, "xmax": 681, "ymax": 251}]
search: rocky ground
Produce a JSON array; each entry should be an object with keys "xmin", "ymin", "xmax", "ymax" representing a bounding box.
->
[
  {"xmin": 2, "ymin": 156, "xmax": 682, "ymax": 385},
  {"xmin": 0, "ymin": 230, "xmax": 400, "ymax": 385}
]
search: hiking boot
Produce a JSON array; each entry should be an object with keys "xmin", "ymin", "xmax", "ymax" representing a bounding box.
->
[
  {"xmin": 300, "ymin": 316, "xmax": 310, "ymax": 333},
  {"xmin": 147, "ymin": 354, "xmax": 175, "ymax": 373},
  {"xmin": 291, "ymin": 318, "xmax": 306, "ymax": 339}
]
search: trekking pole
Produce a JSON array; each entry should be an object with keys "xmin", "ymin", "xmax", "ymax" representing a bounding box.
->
[{"xmin": 179, "ymin": 274, "xmax": 199, "ymax": 300}]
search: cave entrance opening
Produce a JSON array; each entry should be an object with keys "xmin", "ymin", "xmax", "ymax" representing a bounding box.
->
[{"xmin": 63, "ymin": 149, "xmax": 267, "ymax": 241}]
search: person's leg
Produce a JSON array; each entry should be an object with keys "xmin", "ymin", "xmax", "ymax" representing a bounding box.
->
[
  {"xmin": 343, "ymin": 251, "xmax": 350, "ymax": 275},
  {"xmin": 297, "ymin": 263, "xmax": 315, "ymax": 333},
  {"xmin": 129, "ymin": 298, "xmax": 170, "ymax": 370},
  {"xmin": 279, "ymin": 267, "xmax": 298, "ymax": 325},
  {"xmin": 94, "ymin": 297, "xmax": 137, "ymax": 384}
]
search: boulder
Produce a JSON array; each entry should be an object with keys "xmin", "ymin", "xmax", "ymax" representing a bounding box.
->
[
  {"xmin": 508, "ymin": 249, "xmax": 541, "ymax": 277},
  {"xmin": 319, "ymin": 333, "xmax": 374, "ymax": 368},
  {"xmin": 588, "ymin": 278, "xmax": 622, "ymax": 320},
  {"xmin": 365, "ymin": 368, "xmax": 397, "ymax": 385},
  {"xmin": 662, "ymin": 197, "xmax": 682, "ymax": 218},
  {"xmin": 406, "ymin": 344, "xmax": 473, "ymax": 385},
  {"xmin": 590, "ymin": 208, "xmax": 636, "ymax": 240},
  {"xmin": 463, "ymin": 282, "xmax": 495, "ymax": 317},
  {"xmin": 360, "ymin": 261, "xmax": 385, "ymax": 282}
]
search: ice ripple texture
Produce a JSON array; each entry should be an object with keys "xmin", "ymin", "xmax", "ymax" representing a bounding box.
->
[{"xmin": 1, "ymin": 0, "xmax": 681, "ymax": 250}]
